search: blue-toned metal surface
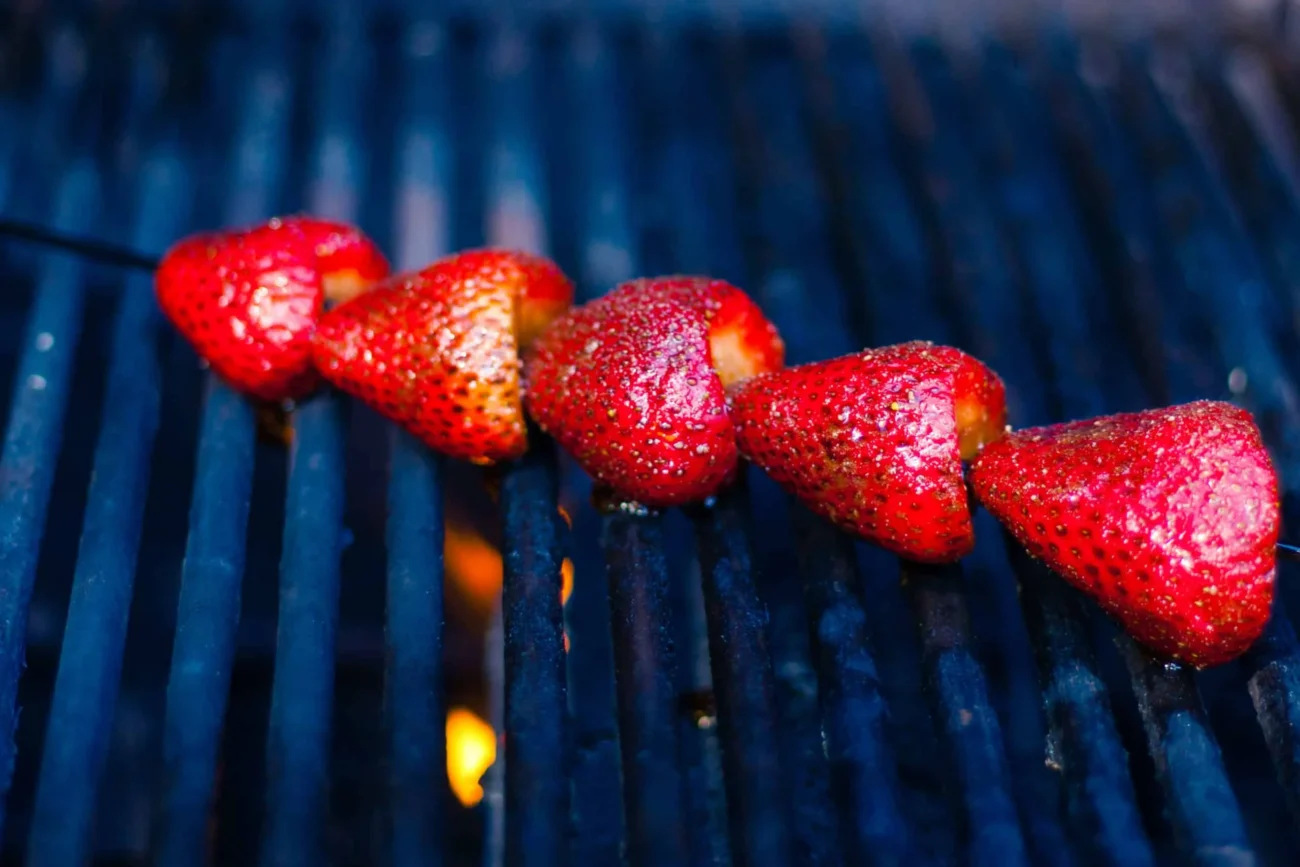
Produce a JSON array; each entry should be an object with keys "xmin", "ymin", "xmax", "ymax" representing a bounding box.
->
[
  {"xmin": 259, "ymin": 12, "xmax": 367, "ymax": 864},
  {"xmin": 381, "ymin": 17, "xmax": 454, "ymax": 867},
  {"xmin": 499, "ymin": 439, "xmax": 569, "ymax": 867},
  {"xmin": 0, "ymin": 163, "xmax": 100, "ymax": 836},
  {"xmin": 25, "ymin": 148, "xmax": 186, "ymax": 866},
  {"xmin": 154, "ymin": 35, "xmax": 289, "ymax": 863},
  {"xmin": 603, "ymin": 510, "xmax": 689, "ymax": 867},
  {"xmin": 4, "ymin": 4, "xmax": 1300, "ymax": 867},
  {"xmin": 691, "ymin": 489, "xmax": 794, "ymax": 867}
]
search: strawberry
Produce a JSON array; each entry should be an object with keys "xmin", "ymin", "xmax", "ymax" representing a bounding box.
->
[
  {"xmin": 155, "ymin": 215, "xmax": 389, "ymax": 401},
  {"xmin": 312, "ymin": 248, "xmax": 574, "ymax": 465},
  {"xmin": 730, "ymin": 341, "xmax": 1006, "ymax": 563},
  {"xmin": 969, "ymin": 401, "xmax": 1279, "ymax": 667},
  {"xmin": 524, "ymin": 277, "xmax": 785, "ymax": 507}
]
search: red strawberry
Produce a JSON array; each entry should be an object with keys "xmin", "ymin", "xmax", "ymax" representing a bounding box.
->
[
  {"xmin": 730, "ymin": 341, "xmax": 1006, "ymax": 563},
  {"xmin": 524, "ymin": 277, "xmax": 785, "ymax": 507},
  {"xmin": 969, "ymin": 401, "xmax": 1279, "ymax": 667},
  {"xmin": 312, "ymin": 248, "xmax": 574, "ymax": 464},
  {"xmin": 155, "ymin": 215, "xmax": 389, "ymax": 401}
]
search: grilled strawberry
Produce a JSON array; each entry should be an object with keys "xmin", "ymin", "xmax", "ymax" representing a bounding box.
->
[
  {"xmin": 312, "ymin": 248, "xmax": 574, "ymax": 464},
  {"xmin": 730, "ymin": 342, "xmax": 1006, "ymax": 562},
  {"xmin": 524, "ymin": 277, "xmax": 785, "ymax": 507},
  {"xmin": 155, "ymin": 215, "xmax": 389, "ymax": 401},
  {"xmin": 970, "ymin": 401, "xmax": 1279, "ymax": 667}
]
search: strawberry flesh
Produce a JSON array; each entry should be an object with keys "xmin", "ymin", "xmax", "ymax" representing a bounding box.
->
[
  {"xmin": 524, "ymin": 277, "xmax": 784, "ymax": 507},
  {"xmin": 969, "ymin": 400, "xmax": 1279, "ymax": 668},
  {"xmin": 312, "ymin": 248, "xmax": 574, "ymax": 464},
  {"xmin": 155, "ymin": 216, "xmax": 388, "ymax": 401},
  {"xmin": 730, "ymin": 341, "xmax": 1006, "ymax": 562}
]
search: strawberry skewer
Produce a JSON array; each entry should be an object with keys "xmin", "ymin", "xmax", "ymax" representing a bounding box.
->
[{"xmin": 2, "ymin": 219, "xmax": 1295, "ymax": 670}]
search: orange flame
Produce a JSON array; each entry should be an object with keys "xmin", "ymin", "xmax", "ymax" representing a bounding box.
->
[
  {"xmin": 446, "ymin": 521, "xmax": 575, "ymax": 611},
  {"xmin": 444, "ymin": 523, "xmax": 504, "ymax": 611},
  {"xmin": 561, "ymin": 558, "xmax": 574, "ymax": 606},
  {"xmin": 446, "ymin": 708, "xmax": 497, "ymax": 808}
]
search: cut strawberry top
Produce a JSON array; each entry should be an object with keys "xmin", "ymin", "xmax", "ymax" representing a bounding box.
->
[
  {"xmin": 730, "ymin": 341, "xmax": 1007, "ymax": 562},
  {"xmin": 312, "ymin": 248, "xmax": 574, "ymax": 464},
  {"xmin": 608, "ymin": 276, "xmax": 786, "ymax": 388},
  {"xmin": 155, "ymin": 216, "xmax": 389, "ymax": 402},
  {"xmin": 970, "ymin": 401, "xmax": 1279, "ymax": 667},
  {"xmin": 277, "ymin": 216, "xmax": 391, "ymax": 304},
  {"xmin": 524, "ymin": 276, "xmax": 784, "ymax": 507}
]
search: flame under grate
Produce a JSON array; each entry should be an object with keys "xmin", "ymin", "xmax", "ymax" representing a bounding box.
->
[{"xmin": 2, "ymin": 3, "xmax": 1300, "ymax": 867}]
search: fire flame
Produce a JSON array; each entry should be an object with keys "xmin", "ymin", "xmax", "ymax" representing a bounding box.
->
[
  {"xmin": 445, "ymin": 522, "xmax": 576, "ymax": 609},
  {"xmin": 446, "ymin": 707, "xmax": 497, "ymax": 808},
  {"xmin": 445, "ymin": 523, "xmax": 504, "ymax": 611}
]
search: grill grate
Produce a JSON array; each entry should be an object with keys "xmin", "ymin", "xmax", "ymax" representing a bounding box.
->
[{"xmin": 3, "ymin": 3, "xmax": 1300, "ymax": 866}]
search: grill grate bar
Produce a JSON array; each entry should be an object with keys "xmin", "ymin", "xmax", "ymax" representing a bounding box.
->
[
  {"xmin": 953, "ymin": 38, "xmax": 1160, "ymax": 866},
  {"xmin": 481, "ymin": 23, "xmax": 572, "ymax": 867},
  {"xmin": 724, "ymin": 31, "xmax": 867, "ymax": 867},
  {"xmin": 726, "ymin": 28, "xmax": 940, "ymax": 867},
  {"xmin": 259, "ymin": 17, "xmax": 365, "ymax": 864},
  {"xmin": 380, "ymin": 17, "xmax": 455, "ymax": 867},
  {"xmin": 1192, "ymin": 50, "xmax": 1300, "ymax": 830},
  {"xmin": 0, "ymin": 162, "xmax": 99, "ymax": 838},
  {"xmin": 691, "ymin": 490, "xmax": 793, "ymax": 867},
  {"xmin": 153, "ymin": 39, "xmax": 291, "ymax": 865},
  {"xmin": 1027, "ymin": 39, "xmax": 1269, "ymax": 861},
  {"xmin": 634, "ymin": 29, "xmax": 741, "ymax": 867},
  {"xmin": 854, "ymin": 34, "xmax": 1043, "ymax": 867},
  {"xmin": 1121, "ymin": 640, "xmax": 1255, "ymax": 859},
  {"xmin": 561, "ymin": 24, "xmax": 634, "ymax": 866},
  {"xmin": 903, "ymin": 562, "xmax": 1031, "ymax": 867},
  {"xmin": 499, "ymin": 441, "xmax": 568, "ymax": 867},
  {"xmin": 793, "ymin": 510, "xmax": 914, "ymax": 865},
  {"xmin": 603, "ymin": 510, "xmax": 690, "ymax": 867},
  {"xmin": 25, "ymin": 145, "xmax": 184, "ymax": 866},
  {"xmin": 822, "ymin": 26, "xmax": 1149, "ymax": 865}
]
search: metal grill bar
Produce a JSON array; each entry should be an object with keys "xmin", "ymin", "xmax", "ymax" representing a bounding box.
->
[
  {"xmin": 604, "ymin": 510, "xmax": 689, "ymax": 867},
  {"xmin": 1194, "ymin": 51, "xmax": 1300, "ymax": 829},
  {"xmin": 154, "ymin": 41, "xmax": 290, "ymax": 865},
  {"xmin": 949, "ymin": 40, "xmax": 1157, "ymax": 867},
  {"xmin": 725, "ymin": 29, "xmax": 921, "ymax": 867},
  {"xmin": 692, "ymin": 490, "xmax": 793, "ymax": 867},
  {"xmin": 634, "ymin": 29, "xmax": 737, "ymax": 867},
  {"xmin": 793, "ymin": 511, "xmax": 913, "ymax": 865},
  {"xmin": 500, "ymin": 441, "xmax": 568, "ymax": 867},
  {"xmin": 821, "ymin": 23, "xmax": 1155, "ymax": 867},
  {"xmin": 1013, "ymin": 37, "xmax": 1276, "ymax": 862},
  {"xmin": 381, "ymin": 16, "xmax": 454, "ymax": 867},
  {"xmin": 259, "ymin": 16, "xmax": 363, "ymax": 864},
  {"xmin": 719, "ymin": 31, "xmax": 858, "ymax": 867},
  {"xmin": 0, "ymin": 164, "xmax": 99, "ymax": 835},
  {"xmin": 560, "ymin": 25, "xmax": 629, "ymax": 866},
  {"xmin": 25, "ymin": 148, "xmax": 184, "ymax": 865},
  {"xmin": 482, "ymin": 23, "xmax": 572, "ymax": 867}
]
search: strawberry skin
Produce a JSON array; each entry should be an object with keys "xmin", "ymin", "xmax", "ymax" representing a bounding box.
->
[
  {"xmin": 730, "ymin": 342, "xmax": 1006, "ymax": 562},
  {"xmin": 312, "ymin": 248, "xmax": 574, "ymax": 464},
  {"xmin": 970, "ymin": 401, "xmax": 1279, "ymax": 667},
  {"xmin": 155, "ymin": 216, "xmax": 388, "ymax": 401},
  {"xmin": 524, "ymin": 277, "xmax": 785, "ymax": 507}
]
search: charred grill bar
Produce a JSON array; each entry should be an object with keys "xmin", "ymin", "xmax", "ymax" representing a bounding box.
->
[{"xmin": 2, "ymin": 3, "xmax": 1300, "ymax": 866}]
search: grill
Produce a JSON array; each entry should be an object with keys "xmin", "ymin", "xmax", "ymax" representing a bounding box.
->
[{"xmin": 2, "ymin": 1, "xmax": 1300, "ymax": 866}]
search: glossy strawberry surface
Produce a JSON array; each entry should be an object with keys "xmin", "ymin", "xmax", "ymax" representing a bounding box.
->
[
  {"xmin": 970, "ymin": 400, "xmax": 1279, "ymax": 667},
  {"xmin": 524, "ymin": 276, "xmax": 784, "ymax": 507},
  {"xmin": 155, "ymin": 215, "xmax": 388, "ymax": 401},
  {"xmin": 313, "ymin": 248, "xmax": 573, "ymax": 464},
  {"xmin": 730, "ymin": 341, "xmax": 1006, "ymax": 562}
]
